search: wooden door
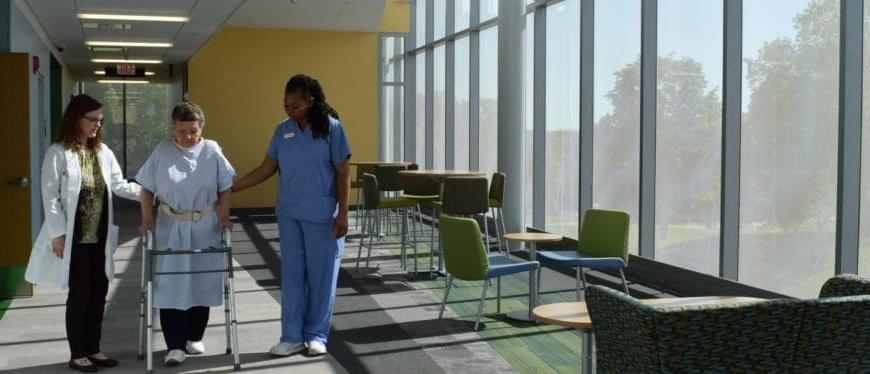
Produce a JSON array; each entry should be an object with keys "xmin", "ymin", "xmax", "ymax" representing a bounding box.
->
[{"xmin": 0, "ymin": 53, "xmax": 32, "ymax": 297}]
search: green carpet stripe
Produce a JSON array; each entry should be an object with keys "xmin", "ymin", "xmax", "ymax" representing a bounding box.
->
[{"xmin": 372, "ymin": 230, "xmax": 585, "ymax": 373}]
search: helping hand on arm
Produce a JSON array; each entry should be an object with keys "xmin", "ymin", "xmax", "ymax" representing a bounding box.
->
[{"xmin": 232, "ymin": 155, "xmax": 278, "ymax": 193}]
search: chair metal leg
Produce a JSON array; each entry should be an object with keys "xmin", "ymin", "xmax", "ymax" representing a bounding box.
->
[
  {"xmin": 498, "ymin": 208, "xmax": 508, "ymax": 252},
  {"xmin": 400, "ymin": 209, "xmax": 407, "ymax": 270},
  {"xmin": 405, "ymin": 208, "xmax": 416, "ymax": 275},
  {"xmin": 619, "ymin": 268, "xmax": 630, "ymax": 295},
  {"xmin": 356, "ymin": 211, "xmax": 368, "ymax": 268},
  {"xmin": 474, "ymin": 280, "xmax": 490, "ymax": 330},
  {"xmin": 496, "ymin": 277, "xmax": 501, "ymax": 313},
  {"xmin": 483, "ymin": 218, "xmax": 490, "ymax": 252},
  {"xmin": 575, "ymin": 267, "xmax": 582, "ymax": 301},
  {"xmin": 579, "ymin": 267, "xmax": 588, "ymax": 296},
  {"xmin": 439, "ymin": 276, "xmax": 454, "ymax": 319},
  {"xmin": 365, "ymin": 212, "xmax": 376, "ymax": 269}
]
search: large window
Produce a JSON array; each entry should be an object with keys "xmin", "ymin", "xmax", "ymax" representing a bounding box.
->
[
  {"xmin": 655, "ymin": 0, "xmax": 722, "ymax": 275},
  {"xmin": 740, "ymin": 0, "xmax": 839, "ymax": 297},
  {"xmin": 454, "ymin": 36, "xmax": 470, "ymax": 169},
  {"xmin": 381, "ymin": 35, "xmax": 404, "ymax": 162},
  {"xmin": 480, "ymin": 0, "xmax": 498, "ymax": 23},
  {"xmin": 592, "ymin": 0, "xmax": 641, "ymax": 253},
  {"xmin": 861, "ymin": 0, "xmax": 870, "ymax": 276},
  {"xmin": 415, "ymin": 0, "xmax": 425, "ymax": 47},
  {"xmin": 544, "ymin": 0, "xmax": 580, "ymax": 237},
  {"xmin": 415, "ymin": 52, "xmax": 426, "ymax": 165},
  {"xmin": 434, "ymin": 0, "xmax": 446, "ymax": 40},
  {"xmin": 84, "ymin": 82, "xmax": 176, "ymax": 176},
  {"xmin": 524, "ymin": 12, "xmax": 535, "ymax": 228},
  {"xmin": 455, "ymin": 0, "xmax": 470, "ymax": 32},
  {"xmin": 479, "ymin": 26, "xmax": 498, "ymax": 175},
  {"xmin": 434, "ymin": 44, "xmax": 446, "ymax": 169}
]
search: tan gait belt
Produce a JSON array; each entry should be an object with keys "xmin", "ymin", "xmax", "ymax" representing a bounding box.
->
[{"xmin": 160, "ymin": 204, "xmax": 214, "ymax": 222}]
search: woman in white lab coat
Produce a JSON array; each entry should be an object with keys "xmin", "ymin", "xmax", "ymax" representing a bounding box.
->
[
  {"xmin": 136, "ymin": 101, "xmax": 235, "ymax": 366},
  {"xmin": 25, "ymin": 93, "xmax": 142, "ymax": 373}
]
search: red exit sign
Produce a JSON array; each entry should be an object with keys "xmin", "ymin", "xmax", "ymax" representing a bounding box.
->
[{"xmin": 116, "ymin": 63, "xmax": 136, "ymax": 75}]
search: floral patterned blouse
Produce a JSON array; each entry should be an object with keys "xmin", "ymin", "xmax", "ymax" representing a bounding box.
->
[{"xmin": 75, "ymin": 149, "xmax": 106, "ymax": 244}]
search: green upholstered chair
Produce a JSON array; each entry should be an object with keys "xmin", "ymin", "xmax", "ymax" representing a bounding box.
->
[
  {"xmin": 437, "ymin": 215, "xmax": 540, "ymax": 330},
  {"xmin": 537, "ymin": 209, "xmax": 630, "ymax": 299},
  {"xmin": 355, "ymin": 173, "xmax": 414, "ymax": 270}
]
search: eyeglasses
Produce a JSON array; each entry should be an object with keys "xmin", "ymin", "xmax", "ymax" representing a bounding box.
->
[{"xmin": 82, "ymin": 115, "xmax": 104, "ymax": 125}]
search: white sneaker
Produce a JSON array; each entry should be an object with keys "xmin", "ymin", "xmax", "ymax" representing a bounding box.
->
[
  {"xmin": 269, "ymin": 342, "xmax": 306, "ymax": 356},
  {"xmin": 186, "ymin": 340, "xmax": 205, "ymax": 355},
  {"xmin": 307, "ymin": 340, "xmax": 327, "ymax": 356},
  {"xmin": 164, "ymin": 349, "xmax": 186, "ymax": 365}
]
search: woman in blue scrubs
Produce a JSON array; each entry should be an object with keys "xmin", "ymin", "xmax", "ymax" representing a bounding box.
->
[{"xmin": 233, "ymin": 74, "xmax": 351, "ymax": 356}]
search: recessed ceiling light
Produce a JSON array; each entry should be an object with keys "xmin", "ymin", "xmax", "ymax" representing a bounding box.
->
[
  {"xmin": 78, "ymin": 13, "xmax": 188, "ymax": 22},
  {"xmin": 91, "ymin": 58, "xmax": 162, "ymax": 64},
  {"xmin": 94, "ymin": 70, "xmax": 155, "ymax": 76},
  {"xmin": 88, "ymin": 46, "xmax": 126, "ymax": 52},
  {"xmin": 98, "ymin": 79, "xmax": 150, "ymax": 84},
  {"xmin": 87, "ymin": 41, "xmax": 172, "ymax": 48}
]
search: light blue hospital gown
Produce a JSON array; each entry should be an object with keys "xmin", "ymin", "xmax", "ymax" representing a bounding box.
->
[{"xmin": 136, "ymin": 139, "xmax": 235, "ymax": 309}]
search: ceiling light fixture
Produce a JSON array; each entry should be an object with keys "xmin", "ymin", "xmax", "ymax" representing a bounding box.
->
[
  {"xmin": 86, "ymin": 41, "xmax": 172, "ymax": 48},
  {"xmin": 78, "ymin": 13, "xmax": 188, "ymax": 22},
  {"xmin": 98, "ymin": 79, "xmax": 150, "ymax": 84},
  {"xmin": 91, "ymin": 58, "xmax": 162, "ymax": 64}
]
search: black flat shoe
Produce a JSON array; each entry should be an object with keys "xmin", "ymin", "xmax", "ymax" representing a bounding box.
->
[
  {"xmin": 69, "ymin": 359, "xmax": 98, "ymax": 373},
  {"xmin": 87, "ymin": 356, "xmax": 118, "ymax": 368}
]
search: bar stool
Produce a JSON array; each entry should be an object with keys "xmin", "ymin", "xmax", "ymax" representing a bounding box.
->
[
  {"xmin": 356, "ymin": 173, "xmax": 414, "ymax": 270},
  {"xmin": 374, "ymin": 164, "xmax": 408, "ymax": 237},
  {"xmin": 351, "ymin": 165, "xmax": 375, "ymax": 230},
  {"xmin": 402, "ymin": 172, "xmax": 440, "ymax": 274},
  {"xmin": 433, "ymin": 177, "xmax": 491, "ymax": 270},
  {"xmin": 488, "ymin": 172, "xmax": 508, "ymax": 253}
]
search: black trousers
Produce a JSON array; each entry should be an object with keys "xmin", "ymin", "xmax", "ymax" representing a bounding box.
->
[
  {"xmin": 160, "ymin": 306, "xmax": 210, "ymax": 351},
  {"xmin": 66, "ymin": 242, "xmax": 109, "ymax": 359}
]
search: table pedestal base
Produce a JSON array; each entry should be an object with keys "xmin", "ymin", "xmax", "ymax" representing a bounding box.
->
[{"xmin": 506, "ymin": 310, "xmax": 535, "ymax": 322}]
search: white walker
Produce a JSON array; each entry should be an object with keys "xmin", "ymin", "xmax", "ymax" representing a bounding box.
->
[{"xmin": 138, "ymin": 228, "xmax": 241, "ymax": 373}]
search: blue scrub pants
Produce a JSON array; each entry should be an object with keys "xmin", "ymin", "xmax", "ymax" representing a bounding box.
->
[{"xmin": 277, "ymin": 216, "xmax": 344, "ymax": 344}]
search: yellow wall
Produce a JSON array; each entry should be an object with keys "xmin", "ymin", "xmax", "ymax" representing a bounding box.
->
[
  {"xmin": 189, "ymin": 27, "xmax": 379, "ymax": 208},
  {"xmin": 379, "ymin": 0, "xmax": 411, "ymax": 32}
]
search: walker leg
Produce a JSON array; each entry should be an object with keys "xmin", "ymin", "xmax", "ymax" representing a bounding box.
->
[
  {"xmin": 224, "ymin": 279, "xmax": 231, "ymax": 354},
  {"xmin": 146, "ymin": 281, "xmax": 154, "ymax": 374},
  {"xmin": 228, "ymin": 275, "xmax": 241, "ymax": 370}
]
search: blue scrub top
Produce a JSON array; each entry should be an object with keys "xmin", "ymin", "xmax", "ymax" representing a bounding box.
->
[{"xmin": 267, "ymin": 116, "xmax": 352, "ymax": 223}]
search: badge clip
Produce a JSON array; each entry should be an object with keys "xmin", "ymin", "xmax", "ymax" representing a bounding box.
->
[{"xmin": 284, "ymin": 132, "xmax": 295, "ymax": 139}]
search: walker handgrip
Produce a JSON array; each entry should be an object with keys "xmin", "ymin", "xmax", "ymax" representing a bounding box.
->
[
  {"xmin": 222, "ymin": 228, "xmax": 232, "ymax": 248},
  {"xmin": 142, "ymin": 229, "xmax": 154, "ymax": 250}
]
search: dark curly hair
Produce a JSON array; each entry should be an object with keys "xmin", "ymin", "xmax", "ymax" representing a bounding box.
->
[
  {"xmin": 285, "ymin": 74, "xmax": 339, "ymax": 139},
  {"xmin": 55, "ymin": 94, "xmax": 103, "ymax": 151}
]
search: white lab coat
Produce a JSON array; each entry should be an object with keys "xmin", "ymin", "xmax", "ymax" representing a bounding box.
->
[{"xmin": 25, "ymin": 143, "xmax": 142, "ymax": 289}]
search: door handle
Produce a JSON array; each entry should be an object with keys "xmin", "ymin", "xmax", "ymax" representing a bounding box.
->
[{"xmin": 7, "ymin": 176, "xmax": 29, "ymax": 188}]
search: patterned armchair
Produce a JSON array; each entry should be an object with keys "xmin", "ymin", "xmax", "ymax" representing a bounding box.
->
[
  {"xmin": 793, "ymin": 275, "xmax": 870, "ymax": 371},
  {"xmin": 586, "ymin": 275, "xmax": 870, "ymax": 373}
]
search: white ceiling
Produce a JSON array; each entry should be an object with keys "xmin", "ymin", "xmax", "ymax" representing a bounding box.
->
[{"xmin": 20, "ymin": 0, "xmax": 390, "ymax": 79}]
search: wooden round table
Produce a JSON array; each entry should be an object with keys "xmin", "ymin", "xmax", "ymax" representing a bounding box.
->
[
  {"xmin": 533, "ymin": 296, "xmax": 763, "ymax": 373},
  {"xmin": 349, "ymin": 161, "xmax": 412, "ymax": 166},
  {"xmin": 502, "ymin": 232, "xmax": 562, "ymax": 322}
]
